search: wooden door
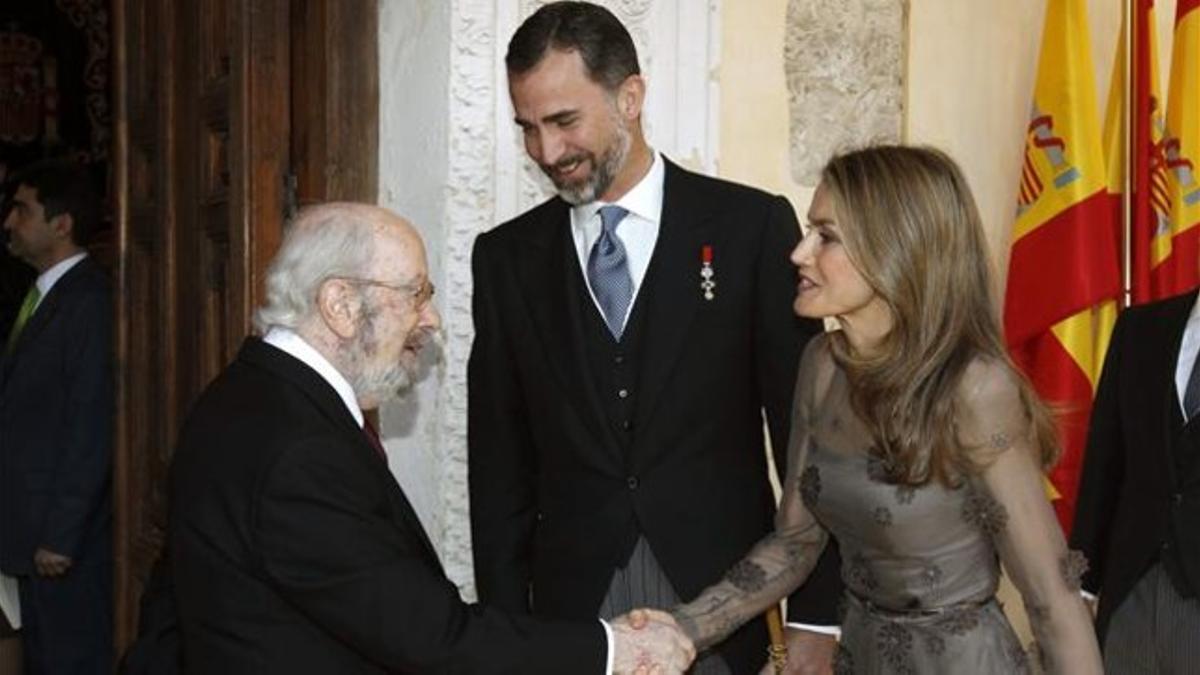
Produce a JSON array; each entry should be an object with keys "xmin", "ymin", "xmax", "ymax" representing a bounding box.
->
[{"xmin": 111, "ymin": 0, "xmax": 377, "ymax": 651}]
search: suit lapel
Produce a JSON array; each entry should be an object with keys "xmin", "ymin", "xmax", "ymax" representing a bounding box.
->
[
  {"xmin": 1157, "ymin": 293, "xmax": 1196, "ymax": 487},
  {"xmin": 632, "ymin": 162, "xmax": 719, "ymax": 433},
  {"xmin": 0, "ymin": 261, "xmax": 86, "ymax": 384},
  {"xmin": 513, "ymin": 202, "xmax": 617, "ymax": 458}
]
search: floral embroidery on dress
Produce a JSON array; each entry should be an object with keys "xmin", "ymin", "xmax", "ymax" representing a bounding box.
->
[
  {"xmin": 962, "ymin": 485, "xmax": 1008, "ymax": 535},
  {"xmin": 931, "ymin": 606, "xmax": 981, "ymax": 635},
  {"xmin": 876, "ymin": 622, "xmax": 917, "ymax": 675},
  {"xmin": 848, "ymin": 553, "xmax": 880, "ymax": 592},
  {"xmin": 921, "ymin": 564, "xmax": 944, "ymax": 594},
  {"xmin": 895, "ymin": 485, "xmax": 917, "ymax": 505},
  {"xmin": 799, "ymin": 465, "xmax": 821, "ymax": 509},
  {"xmin": 1060, "ymin": 549, "xmax": 1089, "ymax": 591},
  {"xmin": 988, "ymin": 431, "xmax": 1013, "ymax": 450},
  {"xmin": 873, "ymin": 506, "xmax": 894, "ymax": 527},
  {"xmin": 724, "ymin": 560, "xmax": 767, "ymax": 592},
  {"xmin": 923, "ymin": 632, "xmax": 946, "ymax": 657}
]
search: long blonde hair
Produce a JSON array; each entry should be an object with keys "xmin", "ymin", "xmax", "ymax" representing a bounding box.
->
[{"xmin": 821, "ymin": 145, "xmax": 1058, "ymax": 486}]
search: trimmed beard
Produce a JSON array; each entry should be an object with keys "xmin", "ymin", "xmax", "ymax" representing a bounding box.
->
[{"xmin": 547, "ymin": 112, "xmax": 632, "ymax": 206}]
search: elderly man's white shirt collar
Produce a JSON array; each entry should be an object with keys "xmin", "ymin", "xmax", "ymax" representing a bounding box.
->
[
  {"xmin": 570, "ymin": 150, "xmax": 664, "ymax": 227},
  {"xmin": 263, "ymin": 326, "xmax": 364, "ymax": 427},
  {"xmin": 34, "ymin": 251, "xmax": 88, "ymax": 309}
]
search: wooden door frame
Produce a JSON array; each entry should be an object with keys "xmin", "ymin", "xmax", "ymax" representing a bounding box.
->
[{"xmin": 111, "ymin": 0, "xmax": 378, "ymax": 651}]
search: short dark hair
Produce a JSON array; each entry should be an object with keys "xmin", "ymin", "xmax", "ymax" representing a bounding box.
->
[
  {"xmin": 10, "ymin": 159, "xmax": 101, "ymax": 246},
  {"xmin": 506, "ymin": 1, "xmax": 640, "ymax": 91}
]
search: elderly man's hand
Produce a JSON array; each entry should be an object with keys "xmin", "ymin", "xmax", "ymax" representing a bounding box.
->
[
  {"xmin": 611, "ymin": 608, "xmax": 696, "ymax": 674},
  {"xmin": 33, "ymin": 547, "xmax": 73, "ymax": 577},
  {"xmin": 757, "ymin": 627, "xmax": 836, "ymax": 675}
]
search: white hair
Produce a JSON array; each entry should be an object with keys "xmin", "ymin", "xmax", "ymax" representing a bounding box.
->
[{"xmin": 253, "ymin": 204, "xmax": 378, "ymax": 333}]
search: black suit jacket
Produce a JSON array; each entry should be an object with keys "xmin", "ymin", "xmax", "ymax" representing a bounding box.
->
[
  {"xmin": 169, "ymin": 338, "xmax": 604, "ymax": 674},
  {"xmin": 0, "ymin": 256, "xmax": 112, "ymax": 574},
  {"xmin": 1071, "ymin": 290, "xmax": 1200, "ymax": 639},
  {"xmin": 468, "ymin": 159, "xmax": 840, "ymax": 671}
]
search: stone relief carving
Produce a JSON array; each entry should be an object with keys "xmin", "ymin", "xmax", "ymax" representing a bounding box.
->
[{"xmin": 785, "ymin": 0, "xmax": 907, "ymax": 186}]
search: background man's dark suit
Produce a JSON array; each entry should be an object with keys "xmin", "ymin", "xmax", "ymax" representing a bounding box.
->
[
  {"xmin": 1071, "ymin": 290, "xmax": 1200, "ymax": 641},
  {"xmin": 170, "ymin": 338, "xmax": 604, "ymax": 674},
  {"xmin": 469, "ymin": 159, "xmax": 840, "ymax": 671},
  {"xmin": 0, "ymin": 255, "xmax": 113, "ymax": 670}
]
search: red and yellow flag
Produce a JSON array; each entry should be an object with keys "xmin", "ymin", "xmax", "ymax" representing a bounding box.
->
[
  {"xmin": 1155, "ymin": 0, "xmax": 1200, "ymax": 296},
  {"xmin": 1004, "ymin": 0, "xmax": 1120, "ymax": 532}
]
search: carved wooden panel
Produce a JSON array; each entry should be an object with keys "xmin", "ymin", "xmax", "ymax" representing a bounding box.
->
[{"xmin": 113, "ymin": 0, "xmax": 291, "ymax": 651}]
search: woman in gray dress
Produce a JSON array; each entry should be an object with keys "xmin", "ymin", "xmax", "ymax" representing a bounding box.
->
[{"xmin": 667, "ymin": 145, "xmax": 1102, "ymax": 673}]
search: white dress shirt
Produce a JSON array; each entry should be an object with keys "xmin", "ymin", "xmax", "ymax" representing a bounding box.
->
[
  {"xmin": 262, "ymin": 327, "xmax": 364, "ymax": 429},
  {"xmin": 33, "ymin": 251, "xmax": 89, "ymax": 310},
  {"xmin": 570, "ymin": 150, "xmax": 664, "ymax": 332},
  {"xmin": 1174, "ymin": 294, "xmax": 1200, "ymax": 416}
]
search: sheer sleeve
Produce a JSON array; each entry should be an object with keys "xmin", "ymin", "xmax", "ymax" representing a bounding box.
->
[
  {"xmin": 956, "ymin": 361, "xmax": 1102, "ymax": 674},
  {"xmin": 670, "ymin": 339, "xmax": 831, "ymax": 651}
]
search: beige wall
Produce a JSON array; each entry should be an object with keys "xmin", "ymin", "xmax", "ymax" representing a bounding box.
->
[{"xmin": 719, "ymin": 0, "xmax": 1176, "ymax": 284}]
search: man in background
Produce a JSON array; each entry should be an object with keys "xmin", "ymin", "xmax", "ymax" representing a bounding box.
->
[
  {"xmin": 0, "ymin": 159, "xmax": 113, "ymax": 674},
  {"xmin": 468, "ymin": 3, "xmax": 840, "ymax": 672}
]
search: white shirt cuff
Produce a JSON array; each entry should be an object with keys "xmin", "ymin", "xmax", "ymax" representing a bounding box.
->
[
  {"xmin": 786, "ymin": 621, "xmax": 842, "ymax": 637},
  {"xmin": 1080, "ymin": 590, "xmax": 1098, "ymax": 602},
  {"xmin": 601, "ymin": 618, "xmax": 614, "ymax": 675}
]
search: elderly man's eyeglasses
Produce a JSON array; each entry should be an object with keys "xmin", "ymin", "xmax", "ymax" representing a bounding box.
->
[{"xmin": 340, "ymin": 277, "xmax": 436, "ymax": 310}]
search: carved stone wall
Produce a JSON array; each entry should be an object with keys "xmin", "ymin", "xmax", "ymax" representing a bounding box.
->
[
  {"xmin": 378, "ymin": 0, "xmax": 721, "ymax": 601},
  {"xmin": 785, "ymin": 0, "xmax": 907, "ymax": 186}
]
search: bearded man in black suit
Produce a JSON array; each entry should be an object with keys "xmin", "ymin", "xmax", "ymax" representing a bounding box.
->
[
  {"xmin": 468, "ymin": 4, "xmax": 841, "ymax": 673},
  {"xmin": 168, "ymin": 202, "xmax": 695, "ymax": 673}
]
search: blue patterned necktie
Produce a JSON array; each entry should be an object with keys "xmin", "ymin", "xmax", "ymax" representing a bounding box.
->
[
  {"xmin": 1185, "ymin": 350, "xmax": 1200, "ymax": 421},
  {"xmin": 587, "ymin": 205, "xmax": 632, "ymax": 339}
]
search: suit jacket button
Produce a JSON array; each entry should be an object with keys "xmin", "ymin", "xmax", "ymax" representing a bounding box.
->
[
  {"xmin": 1173, "ymin": 492, "xmax": 1184, "ymax": 505},
  {"xmin": 618, "ymin": 388, "xmax": 629, "ymax": 399},
  {"xmin": 621, "ymin": 419, "xmax": 632, "ymax": 431},
  {"xmin": 627, "ymin": 476, "xmax": 639, "ymax": 490},
  {"xmin": 614, "ymin": 354, "xmax": 625, "ymax": 365}
]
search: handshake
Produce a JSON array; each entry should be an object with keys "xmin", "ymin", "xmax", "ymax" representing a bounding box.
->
[{"xmin": 610, "ymin": 608, "xmax": 697, "ymax": 674}]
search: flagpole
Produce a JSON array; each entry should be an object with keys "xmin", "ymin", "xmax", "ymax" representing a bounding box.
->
[{"xmin": 1123, "ymin": 0, "xmax": 1134, "ymax": 308}]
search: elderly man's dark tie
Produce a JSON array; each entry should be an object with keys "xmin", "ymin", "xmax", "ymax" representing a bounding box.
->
[
  {"xmin": 587, "ymin": 205, "xmax": 632, "ymax": 339},
  {"xmin": 363, "ymin": 418, "xmax": 387, "ymax": 460}
]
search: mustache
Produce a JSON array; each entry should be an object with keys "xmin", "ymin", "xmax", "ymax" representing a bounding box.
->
[
  {"xmin": 405, "ymin": 326, "xmax": 442, "ymax": 352},
  {"xmin": 541, "ymin": 153, "xmax": 590, "ymax": 174}
]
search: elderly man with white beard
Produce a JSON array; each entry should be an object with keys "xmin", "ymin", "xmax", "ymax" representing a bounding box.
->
[{"xmin": 161, "ymin": 202, "xmax": 695, "ymax": 674}]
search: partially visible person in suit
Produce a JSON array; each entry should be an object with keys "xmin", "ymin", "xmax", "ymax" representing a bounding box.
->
[
  {"xmin": 1071, "ymin": 290, "xmax": 1200, "ymax": 673},
  {"xmin": 166, "ymin": 202, "xmax": 695, "ymax": 673},
  {"xmin": 0, "ymin": 159, "xmax": 113, "ymax": 674},
  {"xmin": 468, "ymin": 3, "xmax": 840, "ymax": 673}
]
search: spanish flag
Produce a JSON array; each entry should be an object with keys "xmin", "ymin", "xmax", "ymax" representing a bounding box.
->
[
  {"xmin": 1155, "ymin": 0, "xmax": 1200, "ymax": 297},
  {"xmin": 1004, "ymin": 0, "xmax": 1120, "ymax": 532},
  {"xmin": 1122, "ymin": 0, "xmax": 1175, "ymax": 302}
]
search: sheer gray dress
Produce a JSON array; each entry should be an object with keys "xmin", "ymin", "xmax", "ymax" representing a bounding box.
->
[{"xmin": 672, "ymin": 335, "xmax": 1102, "ymax": 674}]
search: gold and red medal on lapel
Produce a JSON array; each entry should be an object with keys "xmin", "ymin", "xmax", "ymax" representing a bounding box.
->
[{"xmin": 700, "ymin": 245, "xmax": 716, "ymax": 300}]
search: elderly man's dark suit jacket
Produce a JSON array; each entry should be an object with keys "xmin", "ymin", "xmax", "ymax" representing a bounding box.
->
[
  {"xmin": 468, "ymin": 158, "xmax": 841, "ymax": 672},
  {"xmin": 1071, "ymin": 290, "xmax": 1200, "ymax": 640},
  {"xmin": 169, "ymin": 338, "xmax": 604, "ymax": 674},
  {"xmin": 0, "ymin": 255, "xmax": 112, "ymax": 575}
]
